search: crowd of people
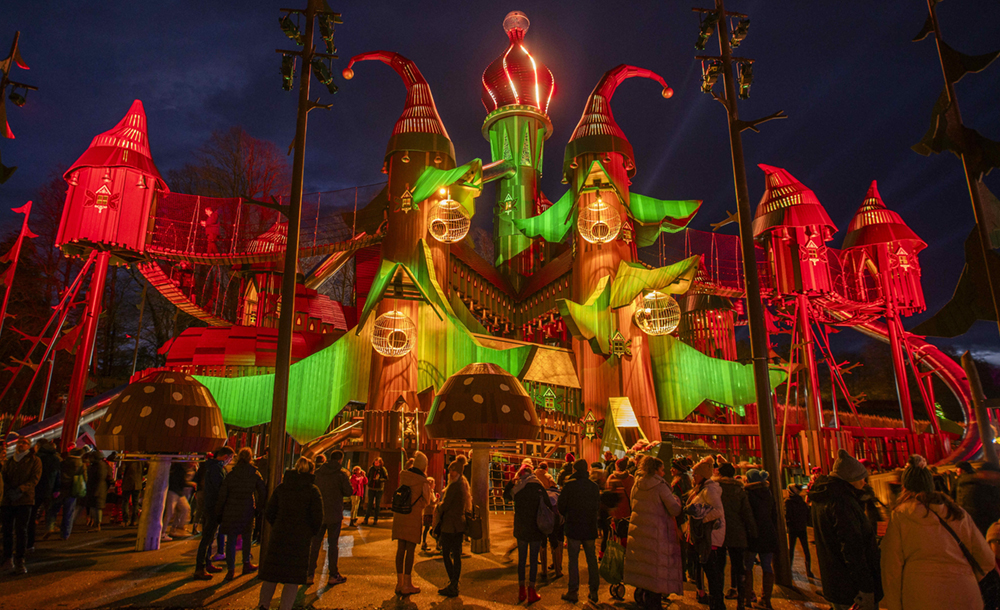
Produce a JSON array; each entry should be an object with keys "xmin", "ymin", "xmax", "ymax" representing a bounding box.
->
[{"xmin": 6, "ymin": 434, "xmax": 1000, "ymax": 610}]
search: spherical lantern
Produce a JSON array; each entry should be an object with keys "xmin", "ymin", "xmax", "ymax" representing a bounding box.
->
[
  {"xmin": 428, "ymin": 199, "xmax": 471, "ymax": 243},
  {"xmin": 577, "ymin": 198, "xmax": 621, "ymax": 244},
  {"xmin": 371, "ymin": 310, "xmax": 416, "ymax": 357},
  {"xmin": 634, "ymin": 291, "xmax": 681, "ymax": 336},
  {"xmin": 94, "ymin": 371, "xmax": 228, "ymax": 454}
]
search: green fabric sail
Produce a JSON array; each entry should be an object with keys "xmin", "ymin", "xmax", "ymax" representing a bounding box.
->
[
  {"xmin": 628, "ymin": 193, "xmax": 702, "ymax": 247},
  {"xmin": 557, "ymin": 276, "xmax": 613, "ymax": 355},
  {"xmin": 411, "ymin": 159, "xmax": 483, "ymax": 217},
  {"xmin": 512, "ymin": 190, "xmax": 574, "ymax": 243},
  {"xmin": 648, "ymin": 335, "xmax": 785, "ymax": 420},
  {"xmin": 609, "ymin": 257, "xmax": 701, "ymax": 309}
]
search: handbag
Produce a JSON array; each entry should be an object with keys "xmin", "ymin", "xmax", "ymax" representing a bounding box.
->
[
  {"xmin": 465, "ymin": 504, "xmax": 483, "ymax": 540},
  {"xmin": 72, "ymin": 473, "xmax": 87, "ymax": 499},
  {"xmin": 536, "ymin": 490, "xmax": 556, "ymax": 535},
  {"xmin": 932, "ymin": 510, "xmax": 986, "ymax": 579}
]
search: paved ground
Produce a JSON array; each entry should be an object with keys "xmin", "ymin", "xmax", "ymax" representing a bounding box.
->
[{"xmin": 0, "ymin": 513, "xmax": 837, "ymax": 610}]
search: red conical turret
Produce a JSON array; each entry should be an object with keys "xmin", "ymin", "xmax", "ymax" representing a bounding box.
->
[
  {"xmin": 481, "ymin": 11, "xmax": 555, "ymax": 115},
  {"xmin": 56, "ymin": 100, "xmax": 165, "ymax": 261},
  {"xmin": 752, "ymin": 164, "xmax": 835, "ymax": 239},
  {"xmin": 343, "ymin": 51, "xmax": 454, "ymax": 164},
  {"xmin": 564, "ymin": 65, "xmax": 672, "ymax": 178},
  {"xmin": 842, "ymin": 181, "xmax": 926, "ymax": 252}
]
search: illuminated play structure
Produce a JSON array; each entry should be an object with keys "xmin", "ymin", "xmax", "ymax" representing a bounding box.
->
[{"xmin": 7, "ymin": 12, "xmax": 983, "ymax": 514}]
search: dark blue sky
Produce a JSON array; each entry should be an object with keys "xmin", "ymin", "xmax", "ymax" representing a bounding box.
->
[{"xmin": 2, "ymin": 1, "xmax": 999, "ymax": 357}]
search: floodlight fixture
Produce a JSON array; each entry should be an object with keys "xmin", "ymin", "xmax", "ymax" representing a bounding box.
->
[
  {"xmin": 695, "ymin": 10, "xmax": 720, "ymax": 51},
  {"xmin": 279, "ymin": 13, "xmax": 305, "ymax": 46},
  {"xmin": 730, "ymin": 18, "xmax": 750, "ymax": 48},
  {"xmin": 738, "ymin": 60, "xmax": 754, "ymax": 99},
  {"xmin": 281, "ymin": 54, "xmax": 296, "ymax": 91},
  {"xmin": 312, "ymin": 58, "xmax": 339, "ymax": 95}
]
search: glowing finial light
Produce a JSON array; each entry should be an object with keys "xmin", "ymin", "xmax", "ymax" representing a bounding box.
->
[
  {"xmin": 372, "ymin": 311, "xmax": 416, "ymax": 357},
  {"xmin": 634, "ymin": 291, "xmax": 681, "ymax": 336}
]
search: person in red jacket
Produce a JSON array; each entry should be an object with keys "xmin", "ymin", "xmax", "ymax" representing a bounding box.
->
[{"xmin": 349, "ymin": 466, "xmax": 367, "ymax": 527}]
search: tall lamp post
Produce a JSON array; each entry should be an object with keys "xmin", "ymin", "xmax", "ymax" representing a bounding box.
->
[
  {"xmin": 263, "ymin": 0, "xmax": 341, "ymax": 557},
  {"xmin": 691, "ymin": 0, "xmax": 792, "ymax": 586}
]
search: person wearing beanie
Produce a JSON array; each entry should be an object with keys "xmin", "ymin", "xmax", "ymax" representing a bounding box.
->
[
  {"xmin": 558, "ymin": 457, "xmax": 601, "ymax": 603},
  {"xmin": 744, "ymin": 470, "xmax": 778, "ymax": 609},
  {"xmin": 784, "ymin": 484, "xmax": 813, "ymax": 579},
  {"xmin": 434, "ymin": 455, "xmax": 471, "ymax": 597},
  {"xmin": 391, "ymin": 451, "xmax": 433, "ymax": 595},
  {"xmin": 511, "ymin": 460, "xmax": 553, "ymax": 604},
  {"xmin": 1, "ymin": 434, "xmax": 41, "ymax": 575},
  {"xmin": 686, "ymin": 455, "xmax": 726, "ymax": 609},
  {"xmin": 808, "ymin": 449, "xmax": 881, "ymax": 610},
  {"xmin": 716, "ymin": 458, "xmax": 757, "ymax": 608},
  {"xmin": 881, "ymin": 454, "xmax": 993, "ymax": 610}
]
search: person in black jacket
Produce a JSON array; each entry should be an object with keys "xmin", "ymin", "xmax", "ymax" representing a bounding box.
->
[
  {"xmin": 309, "ymin": 449, "xmax": 353, "ymax": 586},
  {"xmin": 744, "ymin": 469, "xmax": 778, "ymax": 609},
  {"xmin": 809, "ymin": 450, "xmax": 881, "ymax": 610},
  {"xmin": 57, "ymin": 448, "xmax": 86, "ymax": 540},
  {"xmin": 557, "ymin": 458, "xmax": 601, "ymax": 604},
  {"xmin": 29, "ymin": 440, "xmax": 60, "ymax": 547},
  {"xmin": 716, "ymin": 461, "xmax": 756, "ymax": 609},
  {"xmin": 784, "ymin": 484, "xmax": 812, "ymax": 578},
  {"xmin": 257, "ymin": 457, "xmax": 324, "ymax": 610},
  {"xmin": 216, "ymin": 448, "xmax": 266, "ymax": 580},
  {"xmin": 363, "ymin": 457, "xmax": 388, "ymax": 526},
  {"xmin": 512, "ymin": 464, "xmax": 553, "ymax": 604},
  {"xmin": 193, "ymin": 446, "xmax": 234, "ymax": 580}
]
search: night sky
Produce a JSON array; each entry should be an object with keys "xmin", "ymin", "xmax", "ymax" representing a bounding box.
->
[{"xmin": 2, "ymin": 2, "xmax": 999, "ymax": 359}]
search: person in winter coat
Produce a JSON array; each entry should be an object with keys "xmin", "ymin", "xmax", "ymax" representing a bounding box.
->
[
  {"xmin": 956, "ymin": 463, "xmax": 1000, "ymax": 537},
  {"xmin": 716, "ymin": 461, "xmax": 757, "ymax": 609},
  {"xmin": 881, "ymin": 455, "xmax": 994, "ymax": 610},
  {"xmin": 363, "ymin": 457, "xmax": 389, "ymax": 526},
  {"xmin": 257, "ymin": 457, "xmax": 324, "ymax": 610},
  {"xmin": 744, "ymin": 469, "xmax": 779, "ymax": 609},
  {"xmin": 309, "ymin": 449, "xmax": 353, "ymax": 586},
  {"xmin": 512, "ymin": 464, "xmax": 554, "ymax": 604},
  {"xmin": 420, "ymin": 475, "xmax": 439, "ymax": 552},
  {"xmin": 84, "ymin": 451, "xmax": 110, "ymax": 531},
  {"xmin": 607, "ymin": 457, "xmax": 635, "ymax": 526},
  {"xmin": 624, "ymin": 456, "xmax": 683, "ymax": 610},
  {"xmin": 784, "ymin": 484, "xmax": 813, "ymax": 578},
  {"xmin": 557, "ymin": 458, "xmax": 601, "ymax": 604},
  {"xmin": 29, "ymin": 439, "xmax": 60, "ymax": 546},
  {"xmin": 57, "ymin": 448, "xmax": 86, "ymax": 540},
  {"xmin": 349, "ymin": 466, "xmax": 367, "ymax": 527},
  {"xmin": 809, "ymin": 449, "xmax": 882, "ymax": 610},
  {"xmin": 162, "ymin": 462, "xmax": 195, "ymax": 540},
  {"xmin": 392, "ymin": 450, "xmax": 433, "ymax": 596},
  {"xmin": 434, "ymin": 455, "xmax": 471, "ymax": 597},
  {"xmin": 193, "ymin": 446, "xmax": 234, "ymax": 580},
  {"xmin": 687, "ymin": 456, "xmax": 726, "ymax": 610},
  {"xmin": 216, "ymin": 448, "xmax": 266, "ymax": 580},
  {"xmin": 120, "ymin": 460, "xmax": 143, "ymax": 527},
  {"xmin": 1, "ymin": 435, "xmax": 42, "ymax": 574},
  {"xmin": 671, "ymin": 460, "xmax": 694, "ymax": 585}
]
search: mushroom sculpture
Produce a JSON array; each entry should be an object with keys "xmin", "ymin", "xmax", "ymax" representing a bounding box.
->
[
  {"xmin": 424, "ymin": 363, "xmax": 541, "ymax": 553},
  {"xmin": 95, "ymin": 371, "xmax": 227, "ymax": 551}
]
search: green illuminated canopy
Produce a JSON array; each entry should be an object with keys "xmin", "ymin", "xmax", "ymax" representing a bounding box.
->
[
  {"xmin": 412, "ymin": 159, "xmax": 483, "ymax": 217},
  {"xmin": 356, "ymin": 259, "xmax": 443, "ymax": 331},
  {"xmin": 512, "ymin": 190, "xmax": 574, "ymax": 243},
  {"xmin": 628, "ymin": 193, "xmax": 702, "ymax": 247},
  {"xmin": 609, "ymin": 256, "xmax": 701, "ymax": 309},
  {"xmin": 557, "ymin": 276, "xmax": 613, "ymax": 355}
]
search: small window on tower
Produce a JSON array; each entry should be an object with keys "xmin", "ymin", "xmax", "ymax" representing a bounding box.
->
[{"xmin": 96, "ymin": 193, "xmax": 109, "ymax": 210}]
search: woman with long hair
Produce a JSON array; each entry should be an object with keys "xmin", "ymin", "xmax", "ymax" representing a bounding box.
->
[
  {"xmin": 624, "ymin": 456, "xmax": 683, "ymax": 610},
  {"xmin": 434, "ymin": 455, "xmax": 471, "ymax": 597},
  {"xmin": 391, "ymin": 450, "xmax": 433, "ymax": 595},
  {"xmin": 257, "ymin": 457, "xmax": 324, "ymax": 610},
  {"xmin": 882, "ymin": 455, "xmax": 993, "ymax": 610}
]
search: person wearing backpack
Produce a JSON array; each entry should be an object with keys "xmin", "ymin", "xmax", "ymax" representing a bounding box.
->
[
  {"xmin": 558, "ymin": 458, "xmax": 601, "ymax": 603},
  {"xmin": 512, "ymin": 464, "xmax": 553, "ymax": 604},
  {"xmin": 57, "ymin": 447, "xmax": 87, "ymax": 540},
  {"xmin": 391, "ymin": 451, "xmax": 432, "ymax": 596}
]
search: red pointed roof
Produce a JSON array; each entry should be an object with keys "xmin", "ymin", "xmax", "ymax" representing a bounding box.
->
[
  {"xmin": 481, "ymin": 12, "xmax": 555, "ymax": 115},
  {"xmin": 752, "ymin": 164, "xmax": 835, "ymax": 238},
  {"xmin": 564, "ymin": 65, "xmax": 672, "ymax": 177},
  {"xmin": 842, "ymin": 180, "xmax": 926, "ymax": 252},
  {"xmin": 64, "ymin": 100, "xmax": 167, "ymax": 189}
]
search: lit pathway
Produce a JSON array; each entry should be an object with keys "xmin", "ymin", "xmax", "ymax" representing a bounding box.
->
[{"xmin": 0, "ymin": 513, "xmax": 839, "ymax": 609}]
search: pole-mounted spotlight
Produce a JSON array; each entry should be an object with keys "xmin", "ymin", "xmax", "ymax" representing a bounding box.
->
[
  {"xmin": 730, "ymin": 18, "xmax": 750, "ymax": 48},
  {"xmin": 701, "ymin": 59, "xmax": 721, "ymax": 94},
  {"xmin": 279, "ymin": 13, "xmax": 305, "ymax": 46},
  {"xmin": 695, "ymin": 10, "xmax": 720, "ymax": 50},
  {"xmin": 311, "ymin": 58, "xmax": 338, "ymax": 95},
  {"xmin": 318, "ymin": 13, "xmax": 342, "ymax": 55},
  {"xmin": 280, "ymin": 54, "xmax": 296, "ymax": 91},
  {"xmin": 738, "ymin": 60, "xmax": 754, "ymax": 99},
  {"xmin": 8, "ymin": 87, "xmax": 26, "ymax": 107}
]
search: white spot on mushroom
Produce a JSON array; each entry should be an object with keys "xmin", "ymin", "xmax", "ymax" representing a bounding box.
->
[
  {"xmin": 112, "ymin": 425, "xmax": 122, "ymax": 434},
  {"xmin": 165, "ymin": 418, "xmax": 175, "ymax": 428},
  {"xmin": 122, "ymin": 395, "xmax": 131, "ymax": 403},
  {"xmin": 500, "ymin": 383, "xmax": 510, "ymax": 392},
  {"xmin": 187, "ymin": 417, "xmax": 199, "ymax": 426},
  {"xmin": 502, "ymin": 405, "xmax": 511, "ymax": 414},
  {"xmin": 522, "ymin": 411, "xmax": 531, "ymax": 422},
  {"xmin": 473, "ymin": 394, "xmax": 484, "ymax": 404},
  {"xmin": 143, "ymin": 386, "xmax": 155, "ymax": 394},
  {"xmin": 463, "ymin": 377, "xmax": 474, "ymax": 386},
  {"xmin": 164, "ymin": 377, "xmax": 175, "ymax": 383},
  {"xmin": 185, "ymin": 376, "xmax": 194, "ymax": 381},
  {"xmin": 212, "ymin": 425, "xmax": 219, "ymax": 435},
  {"xmin": 172, "ymin": 392, "xmax": 183, "ymax": 401},
  {"xmin": 105, "ymin": 413, "xmax": 113, "ymax": 422},
  {"xmin": 438, "ymin": 401, "xmax": 446, "ymax": 411},
  {"xmin": 139, "ymin": 406, "xmax": 152, "ymax": 418},
  {"xmin": 452, "ymin": 412, "xmax": 465, "ymax": 421}
]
